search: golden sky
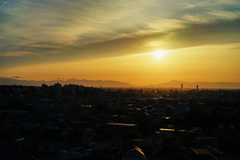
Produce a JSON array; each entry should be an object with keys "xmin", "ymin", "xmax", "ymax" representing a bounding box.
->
[{"xmin": 1, "ymin": 0, "xmax": 240, "ymax": 85}]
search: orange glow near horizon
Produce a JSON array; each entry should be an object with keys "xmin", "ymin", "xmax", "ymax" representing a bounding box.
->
[
  {"xmin": 1, "ymin": 1, "xmax": 240, "ymax": 87},
  {"xmin": 1, "ymin": 43, "xmax": 240, "ymax": 86}
]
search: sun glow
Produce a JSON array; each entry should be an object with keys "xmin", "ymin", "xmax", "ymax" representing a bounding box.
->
[{"xmin": 152, "ymin": 50, "xmax": 168, "ymax": 59}]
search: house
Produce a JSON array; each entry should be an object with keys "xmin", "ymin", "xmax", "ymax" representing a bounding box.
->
[
  {"xmin": 106, "ymin": 123, "xmax": 138, "ymax": 135},
  {"xmin": 122, "ymin": 145, "xmax": 147, "ymax": 160}
]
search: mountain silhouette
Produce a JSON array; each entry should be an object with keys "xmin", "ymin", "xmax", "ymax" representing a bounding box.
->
[
  {"xmin": 1, "ymin": 77, "xmax": 240, "ymax": 89},
  {"xmin": 0, "ymin": 77, "xmax": 133, "ymax": 88}
]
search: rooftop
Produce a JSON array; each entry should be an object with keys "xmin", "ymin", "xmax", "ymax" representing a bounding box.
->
[{"xmin": 106, "ymin": 123, "xmax": 137, "ymax": 127}]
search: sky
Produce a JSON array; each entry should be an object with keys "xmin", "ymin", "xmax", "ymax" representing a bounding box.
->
[{"xmin": 0, "ymin": 0, "xmax": 240, "ymax": 85}]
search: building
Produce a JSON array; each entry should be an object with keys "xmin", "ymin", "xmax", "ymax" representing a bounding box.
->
[
  {"xmin": 122, "ymin": 145, "xmax": 147, "ymax": 160},
  {"xmin": 106, "ymin": 123, "xmax": 138, "ymax": 135}
]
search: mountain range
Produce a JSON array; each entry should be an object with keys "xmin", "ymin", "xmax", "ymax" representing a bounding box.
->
[
  {"xmin": 0, "ymin": 77, "xmax": 133, "ymax": 88},
  {"xmin": 1, "ymin": 77, "xmax": 240, "ymax": 89}
]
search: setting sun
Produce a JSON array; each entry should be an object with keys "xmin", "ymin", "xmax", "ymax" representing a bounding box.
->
[
  {"xmin": 1, "ymin": 0, "xmax": 240, "ymax": 87},
  {"xmin": 152, "ymin": 50, "xmax": 168, "ymax": 59}
]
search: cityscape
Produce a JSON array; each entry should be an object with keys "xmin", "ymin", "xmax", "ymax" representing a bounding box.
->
[
  {"xmin": 1, "ymin": 0, "xmax": 240, "ymax": 159},
  {"xmin": 0, "ymin": 83, "xmax": 240, "ymax": 159}
]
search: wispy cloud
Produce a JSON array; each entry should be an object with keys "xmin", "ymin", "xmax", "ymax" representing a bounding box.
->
[
  {"xmin": 0, "ymin": 0, "xmax": 240, "ymax": 69},
  {"xmin": 12, "ymin": 76, "xmax": 22, "ymax": 79},
  {"xmin": 0, "ymin": 0, "xmax": 10, "ymax": 9},
  {"xmin": 183, "ymin": 10, "xmax": 240, "ymax": 24},
  {"xmin": 207, "ymin": 10, "xmax": 240, "ymax": 21}
]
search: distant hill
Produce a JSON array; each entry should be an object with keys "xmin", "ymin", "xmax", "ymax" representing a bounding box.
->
[
  {"xmin": 1, "ymin": 78, "xmax": 240, "ymax": 89},
  {"xmin": 0, "ymin": 77, "xmax": 133, "ymax": 88},
  {"xmin": 149, "ymin": 80, "xmax": 240, "ymax": 89}
]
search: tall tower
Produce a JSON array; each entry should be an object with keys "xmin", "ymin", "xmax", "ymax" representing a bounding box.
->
[
  {"xmin": 197, "ymin": 85, "xmax": 198, "ymax": 92},
  {"xmin": 181, "ymin": 83, "xmax": 183, "ymax": 90}
]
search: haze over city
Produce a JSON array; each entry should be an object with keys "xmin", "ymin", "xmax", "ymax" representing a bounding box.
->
[{"xmin": 1, "ymin": 0, "xmax": 240, "ymax": 86}]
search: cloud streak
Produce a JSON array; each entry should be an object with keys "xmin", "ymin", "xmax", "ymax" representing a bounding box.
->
[
  {"xmin": 0, "ymin": 0, "xmax": 240, "ymax": 69},
  {"xmin": 0, "ymin": 0, "xmax": 10, "ymax": 9}
]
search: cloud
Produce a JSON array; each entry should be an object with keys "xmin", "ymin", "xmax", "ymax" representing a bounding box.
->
[
  {"xmin": 207, "ymin": 10, "xmax": 240, "ymax": 21},
  {"xmin": 0, "ymin": 76, "xmax": 25, "ymax": 79},
  {"xmin": 0, "ymin": 0, "xmax": 240, "ymax": 69},
  {"xmin": 0, "ymin": 0, "xmax": 10, "ymax": 9},
  {"xmin": 182, "ymin": 0, "xmax": 240, "ymax": 9},
  {"xmin": 183, "ymin": 10, "xmax": 240, "ymax": 24},
  {"xmin": 134, "ymin": 18, "xmax": 186, "ymax": 35},
  {"xmin": 0, "ymin": 51, "xmax": 39, "ymax": 57},
  {"xmin": 1, "ymin": 18, "xmax": 240, "ymax": 69},
  {"xmin": 12, "ymin": 76, "xmax": 21, "ymax": 79},
  {"xmin": 0, "ymin": 0, "xmax": 156, "ymax": 45},
  {"xmin": 180, "ymin": 0, "xmax": 240, "ymax": 24},
  {"xmin": 183, "ymin": 14, "xmax": 215, "ymax": 24}
]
